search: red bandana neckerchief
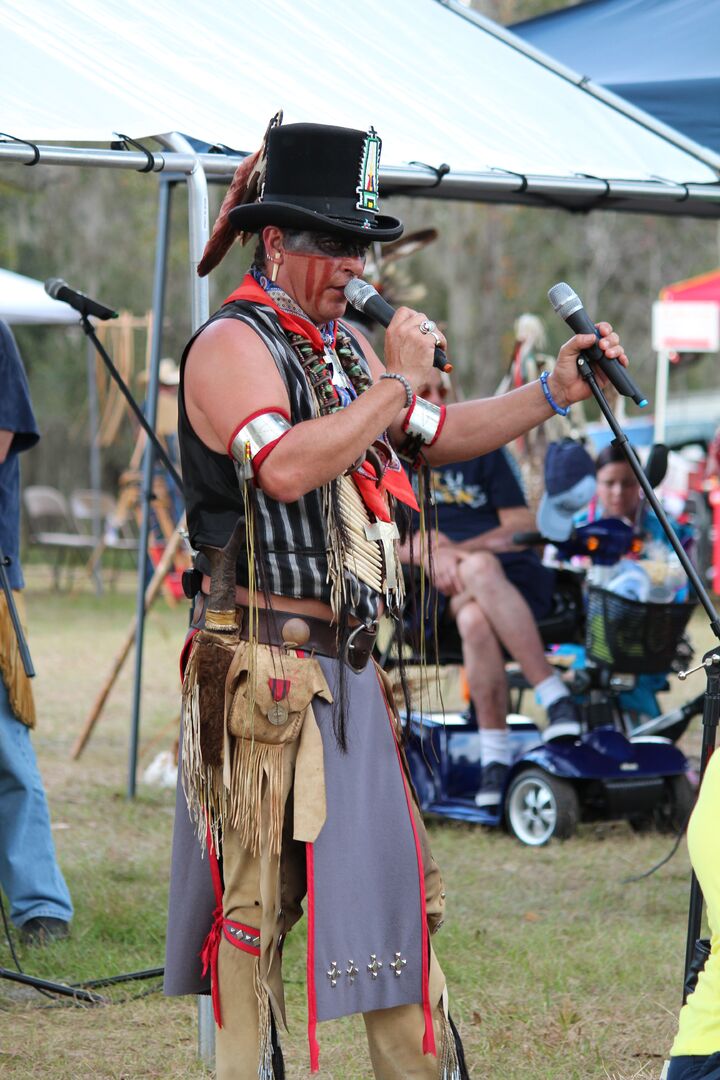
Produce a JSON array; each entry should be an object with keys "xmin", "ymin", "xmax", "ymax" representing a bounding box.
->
[{"xmin": 225, "ymin": 276, "xmax": 417, "ymax": 514}]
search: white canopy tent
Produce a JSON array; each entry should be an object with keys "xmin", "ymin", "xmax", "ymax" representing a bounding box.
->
[
  {"xmin": 3, "ymin": 0, "xmax": 719, "ymax": 803},
  {"xmin": 1, "ymin": 0, "xmax": 719, "ymax": 210},
  {"xmin": 0, "ymin": 268, "xmax": 80, "ymax": 325}
]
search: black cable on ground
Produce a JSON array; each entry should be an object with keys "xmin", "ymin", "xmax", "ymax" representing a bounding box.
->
[
  {"xmin": 0, "ymin": 890, "xmax": 57, "ymax": 1000},
  {"xmin": 0, "ymin": 967, "xmax": 105, "ymax": 1004},
  {"xmin": 621, "ymin": 805, "xmax": 693, "ymax": 885},
  {"xmin": 71, "ymin": 966, "xmax": 164, "ymax": 990},
  {"xmin": 1, "ymin": 885, "xmax": 164, "ymax": 1004}
]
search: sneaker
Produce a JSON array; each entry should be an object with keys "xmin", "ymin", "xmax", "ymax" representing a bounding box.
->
[
  {"xmin": 474, "ymin": 762, "xmax": 509, "ymax": 809},
  {"xmin": 19, "ymin": 917, "xmax": 71, "ymax": 946},
  {"xmin": 544, "ymin": 695, "xmax": 582, "ymax": 741}
]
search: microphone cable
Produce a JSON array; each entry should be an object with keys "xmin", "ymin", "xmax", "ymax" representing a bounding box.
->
[
  {"xmin": 0, "ymin": 889, "xmax": 164, "ymax": 1004},
  {"xmin": 620, "ymin": 801, "xmax": 694, "ymax": 885}
]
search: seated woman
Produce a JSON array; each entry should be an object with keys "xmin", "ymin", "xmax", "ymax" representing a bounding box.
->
[
  {"xmin": 574, "ymin": 442, "xmax": 693, "ymax": 563},
  {"xmin": 665, "ymin": 750, "xmax": 720, "ymax": 1079},
  {"xmin": 574, "ymin": 442, "xmax": 694, "ymax": 725}
]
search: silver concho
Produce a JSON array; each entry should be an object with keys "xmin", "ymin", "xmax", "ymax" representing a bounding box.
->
[{"xmin": 267, "ymin": 703, "xmax": 289, "ymax": 726}]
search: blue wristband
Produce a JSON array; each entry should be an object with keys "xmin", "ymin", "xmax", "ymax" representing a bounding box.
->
[{"xmin": 539, "ymin": 371, "xmax": 570, "ymax": 417}]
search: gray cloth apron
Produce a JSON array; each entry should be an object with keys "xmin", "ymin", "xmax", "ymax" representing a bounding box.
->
[
  {"xmin": 310, "ymin": 655, "xmax": 424, "ymax": 1021},
  {"xmin": 164, "ymin": 630, "xmax": 427, "ymax": 1028}
]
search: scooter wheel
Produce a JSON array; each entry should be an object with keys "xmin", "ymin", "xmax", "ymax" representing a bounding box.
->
[
  {"xmin": 505, "ymin": 768, "xmax": 580, "ymax": 846},
  {"xmin": 654, "ymin": 774, "xmax": 696, "ymax": 834}
]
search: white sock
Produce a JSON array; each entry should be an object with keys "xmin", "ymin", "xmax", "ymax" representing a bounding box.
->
[
  {"xmin": 535, "ymin": 673, "xmax": 570, "ymax": 710},
  {"xmin": 479, "ymin": 728, "xmax": 511, "ymax": 767}
]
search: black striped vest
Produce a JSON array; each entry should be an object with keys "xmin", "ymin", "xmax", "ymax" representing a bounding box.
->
[{"xmin": 178, "ymin": 300, "xmax": 381, "ymax": 622}]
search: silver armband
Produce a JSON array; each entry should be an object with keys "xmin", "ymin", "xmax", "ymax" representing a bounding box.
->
[
  {"xmin": 229, "ymin": 411, "xmax": 292, "ymax": 480},
  {"xmin": 403, "ymin": 396, "xmax": 444, "ymax": 444},
  {"xmin": 397, "ymin": 396, "xmax": 446, "ymax": 467}
]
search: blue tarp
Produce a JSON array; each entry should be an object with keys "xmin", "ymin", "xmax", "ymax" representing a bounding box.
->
[{"xmin": 513, "ymin": 0, "xmax": 720, "ymax": 156}]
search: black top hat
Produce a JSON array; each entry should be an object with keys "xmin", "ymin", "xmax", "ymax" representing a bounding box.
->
[{"xmin": 228, "ymin": 123, "xmax": 403, "ymax": 242}]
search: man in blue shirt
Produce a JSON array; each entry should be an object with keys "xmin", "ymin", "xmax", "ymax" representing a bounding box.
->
[
  {"xmin": 412, "ymin": 371, "xmax": 579, "ymax": 808},
  {"xmin": 0, "ymin": 320, "xmax": 73, "ymax": 944}
]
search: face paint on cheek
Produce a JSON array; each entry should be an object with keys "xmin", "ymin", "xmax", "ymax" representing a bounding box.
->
[{"xmin": 304, "ymin": 258, "xmax": 336, "ymax": 308}]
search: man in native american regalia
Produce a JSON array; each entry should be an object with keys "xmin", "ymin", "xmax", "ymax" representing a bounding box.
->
[{"xmin": 163, "ymin": 119, "xmax": 627, "ymax": 1079}]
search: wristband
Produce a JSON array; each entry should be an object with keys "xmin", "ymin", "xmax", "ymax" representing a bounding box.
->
[
  {"xmin": 380, "ymin": 372, "xmax": 414, "ymax": 409},
  {"xmin": 539, "ymin": 371, "xmax": 570, "ymax": 417}
]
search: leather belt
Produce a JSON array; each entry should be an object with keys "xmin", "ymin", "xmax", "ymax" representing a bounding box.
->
[{"xmin": 195, "ymin": 596, "xmax": 378, "ymax": 673}]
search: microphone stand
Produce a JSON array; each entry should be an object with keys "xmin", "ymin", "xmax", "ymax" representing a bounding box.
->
[
  {"xmin": 78, "ymin": 314, "xmax": 184, "ymax": 497},
  {"xmin": 575, "ymin": 355, "xmax": 720, "ymax": 1001}
]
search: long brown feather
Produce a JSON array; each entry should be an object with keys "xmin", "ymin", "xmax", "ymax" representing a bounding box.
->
[
  {"xmin": 197, "ymin": 110, "xmax": 283, "ymax": 277},
  {"xmin": 197, "ymin": 147, "xmax": 261, "ymax": 277}
]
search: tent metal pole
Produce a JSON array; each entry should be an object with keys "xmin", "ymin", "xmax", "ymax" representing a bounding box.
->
[
  {"xmin": 126, "ymin": 176, "xmax": 173, "ymax": 799},
  {"xmin": 159, "ymin": 133, "xmax": 210, "ymax": 327},
  {"xmin": 654, "ymin": 349, "xmax": 670, "ymax": 443},
  {"xmin": 157, "ymin": 134, "xmax": 214, "ymax": 1066},
  {"xmin": 1, "ymin": 143, "xmax": 720, "ymax": 217}
]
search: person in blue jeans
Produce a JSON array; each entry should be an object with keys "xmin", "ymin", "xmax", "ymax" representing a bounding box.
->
[{"xmin": 0, "ymin": 319, "xmax": 73, "ymax": 944}]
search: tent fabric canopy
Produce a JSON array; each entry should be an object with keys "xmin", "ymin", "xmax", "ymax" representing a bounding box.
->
[
  {"xmin": 661, "ymin": 269, "xmax": 720, "ymax": 304},
  {"xmin": 1, "ymin": 0, "xmax": 718, "ymax": 200},
  {"xmin": 0, "ymin": 268, "xmax": 81, "ymax": 325},
  {"xmin": 513, "ymin": 0, "xmax": 720, "ymax": 157}
]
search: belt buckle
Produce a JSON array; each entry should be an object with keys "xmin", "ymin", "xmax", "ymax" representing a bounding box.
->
[{"xmin": 344, "ymin": 621, "xmax": 378, "ymax": 674}]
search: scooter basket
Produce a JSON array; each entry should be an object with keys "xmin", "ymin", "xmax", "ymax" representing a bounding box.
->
[{"xmin": 585, "ymin": 586, "xmax": 695, "ymax": 673}]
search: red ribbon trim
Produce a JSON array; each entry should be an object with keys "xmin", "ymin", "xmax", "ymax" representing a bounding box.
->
[
  {"xmin": 179, "ymin": 627, "xmax": 199, "ymax": 682},
  {"xmin": 306, "ymin": 841, "xmax": 320, "ymax": 1072},
  {"xmin": 269, "ymin": 677, "xmax": 291, "ymax": 702},
  {"xmin": 199, "ymin": 822, "xmax": 226, "ymax": 1027},
  {"xmin": 222, "ymin": 919, "xmax": 261, "ymax": 956},
  {"xmin": 376, "ymin": 669, "xmax": 436, "ymax": 1058}
]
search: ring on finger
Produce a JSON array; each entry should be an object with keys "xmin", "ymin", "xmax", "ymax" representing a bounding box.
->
[{"xmin": 419, "ymin": 319, "xmax": 437, "ymax": 335}]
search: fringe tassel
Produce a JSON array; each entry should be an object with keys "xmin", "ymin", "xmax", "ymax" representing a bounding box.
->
[
  {"xmin": 448, "ymin": 1013, "xmax": 470, "ymax": 1080},
  {"xmin": 254, "ymin": 961, "xmax": 275, "ymax": 1080},
  {"xmin": 242, "ymin": 478, "xmax": 259, "ymax": 739},
  {"xmin": 180, "ymin": 640, "xmax": 229, "ymax": 853},
  {"xmin": 228, "ymin": 739, "xmax": 285, "ymax": 856},
  {"xmin": 270, "ymin": 1008, "xmax": 285, "ymax": 1079},
  {"xmin": 438, "ymin": 1009, "xmax": 462, "ymax": 1080},
  {"xmin": 0, "ymin": 592, "xmax": 35, "ymax": 728},
  {"xmin": 324, "ymin": 479, "xmax": 346, "ymax": 620}
]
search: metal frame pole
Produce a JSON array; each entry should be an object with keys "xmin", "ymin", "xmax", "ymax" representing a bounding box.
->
[{"xmin": 126, "ymin": 176, "xmax": 173, "ymax": 798}]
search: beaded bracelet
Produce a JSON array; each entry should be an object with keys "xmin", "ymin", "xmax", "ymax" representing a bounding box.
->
[
  {"xmin": 380, "ymin": 372, "xmax": 414, "ymax": 409},
  {"xmin": 539, "ymin": 370, "xmax": 570, "ymax": 417}
]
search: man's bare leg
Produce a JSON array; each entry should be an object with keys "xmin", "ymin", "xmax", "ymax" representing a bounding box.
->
[
  {"xmin": 451, "ymin": 596, "xmax": 511, "ymax": 807},
  {"xmin": 456, "ymin": 551, "xmax": 554, "ymax": 686}
]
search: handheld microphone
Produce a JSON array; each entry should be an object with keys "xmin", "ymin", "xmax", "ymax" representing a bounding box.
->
[
  {"xmin": 547, "ymin": 282, "xmax": 647, "ymax": 408},
  {"xmin": 44, "ymin": 278, "xmax": 118, "ymax": 321},
  {"xmin": 344, "ymin": 278, "xmax": 451, "ymax": 372}
]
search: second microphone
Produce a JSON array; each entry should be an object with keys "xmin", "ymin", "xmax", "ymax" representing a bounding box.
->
[{"xmin": 344, "ymin": 278, "xmax": 451, "ymax": 373}]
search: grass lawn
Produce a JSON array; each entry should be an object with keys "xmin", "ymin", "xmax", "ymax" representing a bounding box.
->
[{"xmin": 0, "ymin": 568, "xmax": 711, "ymax": 1079}]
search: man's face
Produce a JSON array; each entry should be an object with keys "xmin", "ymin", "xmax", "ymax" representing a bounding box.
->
[{"xmin": 277, "ymin": 230, "xmax": 370, "ymax": 324}]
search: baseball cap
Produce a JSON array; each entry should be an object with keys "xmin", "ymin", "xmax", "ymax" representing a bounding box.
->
[{"xmin": 537, "ymin": 439, "xmax": 596, "ymax": 542}]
